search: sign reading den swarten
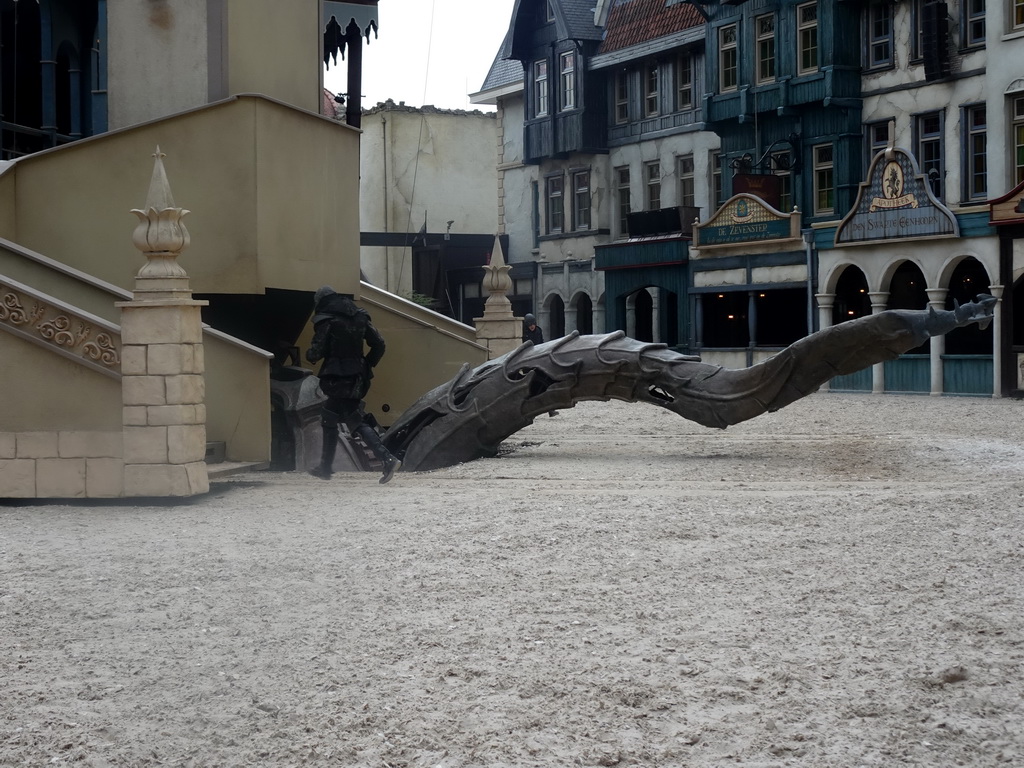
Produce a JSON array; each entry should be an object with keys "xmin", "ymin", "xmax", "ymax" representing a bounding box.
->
[
  {"xmin": 834, "ymin": 146, "xmax": 959, "ymax": 246},
  {"xmin": 694, "ymin": 194, "xmax": 799, "ymax": 248}
]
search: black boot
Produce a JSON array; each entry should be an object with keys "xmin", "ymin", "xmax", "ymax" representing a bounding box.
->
[
  {"xmin": 355, "ymin": 422, "xmax": 402, "ymax": 484},
  {"xmin": 310, "ymin": 419, "xmax": 339, "ymax": 479}
]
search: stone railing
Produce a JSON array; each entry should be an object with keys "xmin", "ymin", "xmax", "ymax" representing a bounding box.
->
[{"xmin": 0, "ymin": 148, "xmax": 209, "ymax": 499}]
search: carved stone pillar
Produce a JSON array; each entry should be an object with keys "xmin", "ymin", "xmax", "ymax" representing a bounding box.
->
[{"xmin": 116, "ymin": 147, "xmax": 209, "ymax": 497}]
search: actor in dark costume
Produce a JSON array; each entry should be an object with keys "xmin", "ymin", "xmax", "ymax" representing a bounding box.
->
[
  {"xmin": 306, "ymin": 287, "xmax": 401, "ymax": 483},
  {"xmin": 522, "ymin": 313, "xmax": 557, "ymax": 417},
  {"xmin": 522, "ymin": 313, "xmax": 544, "ymax": 345}
]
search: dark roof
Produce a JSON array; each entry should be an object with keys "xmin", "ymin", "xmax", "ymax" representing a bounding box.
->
[
  {"xmin": 501, "ymin": 0, "xmax": 604, "ymax": 60},
  {"xmin": 558, "ymin": 0, "xmax": 605, "ymax": 42},
  {"xmin": 479, "ymin": 43, "xmax": 525, "ymax": 92},
  {"xmin": 598, "ymin": 0, "xmax": 704, "ymax": 54}
]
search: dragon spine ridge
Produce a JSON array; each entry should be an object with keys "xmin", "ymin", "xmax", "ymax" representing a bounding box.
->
[{"xmin": 382, "ymin": 296, "xmax": 998, "ymax": 472}]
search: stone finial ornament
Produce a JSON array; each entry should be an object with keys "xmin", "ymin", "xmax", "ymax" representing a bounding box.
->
[
  {"xmin": 131, "ymin": 146, "xmax": 192, "ymax": 295},
  {"xmin": 481, "ymin": 235, "xmax": 513, "ymax": 313}
]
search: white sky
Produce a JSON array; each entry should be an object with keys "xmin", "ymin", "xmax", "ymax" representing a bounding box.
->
[{"xmin": 324, "ymin": 0, "xmax": 518, "ymax": 112}]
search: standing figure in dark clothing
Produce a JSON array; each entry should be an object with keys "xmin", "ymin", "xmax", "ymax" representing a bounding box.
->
[
  {"xmin": 305, "ymin": 286, "xmax": 401, "ymax": 484},
  {"xmin": 522, "ymin": 313, "xmax": 557, "ymax": 417},
  {"xmin": 522, "ymin": 313, "xmax": 544, "ymax": 345}
]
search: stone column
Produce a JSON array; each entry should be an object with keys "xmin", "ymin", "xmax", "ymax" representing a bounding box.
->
[
  {"xmin": 868, "ymin": 291, "xmax": 890, "ymax": 394},
  {"xmin": 925, "ymin": 288, "xmax": 948, "ymax": 397},
  {"xmin": 988, "ymin": 285, "xmax": 1004, "ymax": 398},
  {"xmin": 473, "ymin": 236, "xmax": 521, "ymax": 358},
  {"xmin": 116, "ymin": 147, "xmax": 209, "ymax": 497},
  {"xmin": 814, "ymin": 293, "xmax": 835, "ymax": 392}
]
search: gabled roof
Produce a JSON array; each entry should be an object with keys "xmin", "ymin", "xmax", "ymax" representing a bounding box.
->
[
  {"xmin": 598, "ymin": 0, "xmax": 704, "ymax": 55},
  {"xmin": 501, "ymin": 0, "xmax": 604, "ymax": 61},
  {"xmin": 479, "ymin": 36, "xmax": 526, "ymax": 93},
  {"xmin": 558, "ymin": 0, "xmax": 606, "ymax": 42}
]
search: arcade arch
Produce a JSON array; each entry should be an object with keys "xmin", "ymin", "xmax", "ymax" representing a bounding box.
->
[
  {"xmin": 832, "ymin": 265, "xmax": 870, "ymax": 325},
  {"xmin": 569, "ymin": 291, "xmax": 594, "ymax": 335}
]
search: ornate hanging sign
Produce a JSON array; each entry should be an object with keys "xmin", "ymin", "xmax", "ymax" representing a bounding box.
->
[
  {"xmin": 835, "ymin": 144, "xmax": 958, "ymax": 246},
  {"xmin": 694, "ymin": 194, "xmax": 800, "ymax": 249}
]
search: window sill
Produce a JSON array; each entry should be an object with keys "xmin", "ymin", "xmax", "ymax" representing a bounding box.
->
[{"xmin": 539, "ymin": 229, "xmax": 608, "ymax": 242}]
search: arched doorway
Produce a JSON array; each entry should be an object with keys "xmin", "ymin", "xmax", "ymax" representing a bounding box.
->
[
  {"xmin": 832, "ymin": 265, "xmax": 870, "ymax": 324},
  {"xmin": 885, "ymin": 261, "xmax": 929, "ymax": 391},
  {"xmin": 627, "ymin": 288, "xmax": 654, "ymax": 342},
  {"xmin": 829, "ymin": 265, "xmax": 872, "ymax": 391},
  {"xmin": 548, "ymin": 294, "xmax": 565, "ymax": 340},
  {"xmin": 943, "ymin": 257, "xmax": 993, "ymax": 395},
  {"xmin": 944, "ymin": 258, "xmax": 992, "ymax": 354},
  {"xmin": 574, "ymin": 293, "xmax": 593, "ymax": 335}
]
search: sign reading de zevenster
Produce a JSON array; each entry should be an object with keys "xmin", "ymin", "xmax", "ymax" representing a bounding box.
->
[
  {"xmin": 695, "ymin": 195, "xmax": 796, "ymax": 248},
  {"xmin": 834, "ymin": 149, "xmax": 958, "ymax": 246}
]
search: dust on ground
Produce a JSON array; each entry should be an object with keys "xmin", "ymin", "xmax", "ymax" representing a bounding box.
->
[{"xmin": 2, "ymin": 392, "xmax": 1023, "ymax": 767}]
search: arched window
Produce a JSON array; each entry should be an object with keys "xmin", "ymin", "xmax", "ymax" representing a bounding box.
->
[{"xmin": 832, "ymin": 266, "xmax": 870, "ymax": 324}]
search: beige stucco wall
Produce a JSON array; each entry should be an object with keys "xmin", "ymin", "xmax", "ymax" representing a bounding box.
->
[
  {"xmin": 361, "ymin": 291, "xmax": 490, "ymax": 428},
  {"xmin": 1, "ymin": 241, "xmax": 273, "ymax": 464},
  {"xmin": 0, "ymin": 96, "xmax": 361, "ymax": 296},
  {"xmin": 204, "ymin": 331, "xmax": 272, "ymax": 462},
  {"xmin": 0, "ymin": 332, "xmax": 122, "ymax": 432},
  {"xmin": 0, "ymin": 239, "xmax": 128, "ymax": 322},
  {"xmin": 106, "ymin": 0, "xmax": 322, "ymax": 131},
  {"xmin": 359, "ymin": 105, "xmax": 499, "ymax": 293},
  {"xmin": 107, "ymin": 0, "xmax": 212, "ymax": 130},
  {"xmin": 226, "ymin": 0, "xmax": 322, "ymax": 115}
]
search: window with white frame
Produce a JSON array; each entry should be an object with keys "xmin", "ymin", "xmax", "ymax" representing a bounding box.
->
[
  {"xmin": 1013, "ymin": 96, "xmax": 1024, "ymax": 185},
  {"xmin": 614, "ymin": 71, "xmax": 629, "ymax": 124},
  {"xmin": 533, "ymin": 60, "xmax": 549, "ymax": 117},
  {"xmin": 616, "ymin": 166, "xmax": 631, "ymax": 236},
  {"xmin": 868, "ymin": 121, "xmax": 890, "ymax": 154},
  {"xmin": 962, "ymin": 104, "xmax": 987, "ymax": 201},
  {"xmin": 678, "ymin": 155, "xmax": 695, "ymax": 208},
  {"xmin": 711, "ymin": 151, "xmax": 723, "ymax": 206},
  {"xmin": 645, "ymin": 161, "xmax": 661, "ymax": 210},
  {"xmin": 546, "ymin": 1, "xmax": 555, "ymax": 23},
  {"xmin": 915, "ymin": 111, "xmax": 944, "ymax": 199},
  {"xmin": 572, "ymin": 170, "xmax": 591, "ymax": 230},
  {"xmin": 865, "ymin": 120, "xmax": 890, "ymax": 171},
  {"xmin": 756, "ymin": 14, "xmax": 776, "ymax": 84},
  {"xmin": 964, "ymin": 0, "xmax": 985, "ymax": 47},
  {"xmin": 1015, "ymin": 0, "xmax": 1024, "ymax": 31},
  {"xmin": 770, "ymin": 151, "xmax": 793, "ymax": 212},
  {"xmin": 813, "ymin": 144, "xmax": 834, "ymax": 214},
  {"xmin": 675, "ymin": 55, "xmax": 693, "ymax": 110},
  {"xmin": 797, "ymin": 3, "xmax": 819, "ymax": 76},
  {"xmin": 546, "ymin": 174, "xmax": 564, "ymax": 233},
  {"xmin": 644, "ymin": 63, "xmax": 660, "ymax": 117},
  {"xmin": 911, "ymin": 0, "xmax": 925, "ymax": 59},
  {"xmin": 866, "ymin": 2, "xmax": 893, "ymax": 68},
  {"xmin": 560, "ymin": 52, "xmax": 575, "ymax": 111},
  {"xmin": 720, "ymin": 24, "xmax": 738, "ymax": 92}
]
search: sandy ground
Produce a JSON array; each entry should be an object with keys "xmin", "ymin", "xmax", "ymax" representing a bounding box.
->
[{"xmin": 2, "ymin": 391, "xmax": 1024, "ymax": 768}]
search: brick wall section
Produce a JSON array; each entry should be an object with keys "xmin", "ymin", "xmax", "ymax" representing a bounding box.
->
[
  {"xmin": 0, "ymin": 430, "xmax": 124, "ymax": 498},
  {"xmin": 119, "ymin": 301, "xmax": 209, "ymax": 497}
]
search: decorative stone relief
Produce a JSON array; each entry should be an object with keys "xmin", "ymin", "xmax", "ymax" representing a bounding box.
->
[{"xmin": 0, "ymin": 283, "xmax": 121, "ymax": 372}]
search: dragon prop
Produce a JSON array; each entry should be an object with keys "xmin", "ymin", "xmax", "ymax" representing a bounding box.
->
[{"xmin": 382, "ymin": 295, "xmax": 997, "ymax": 471}]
